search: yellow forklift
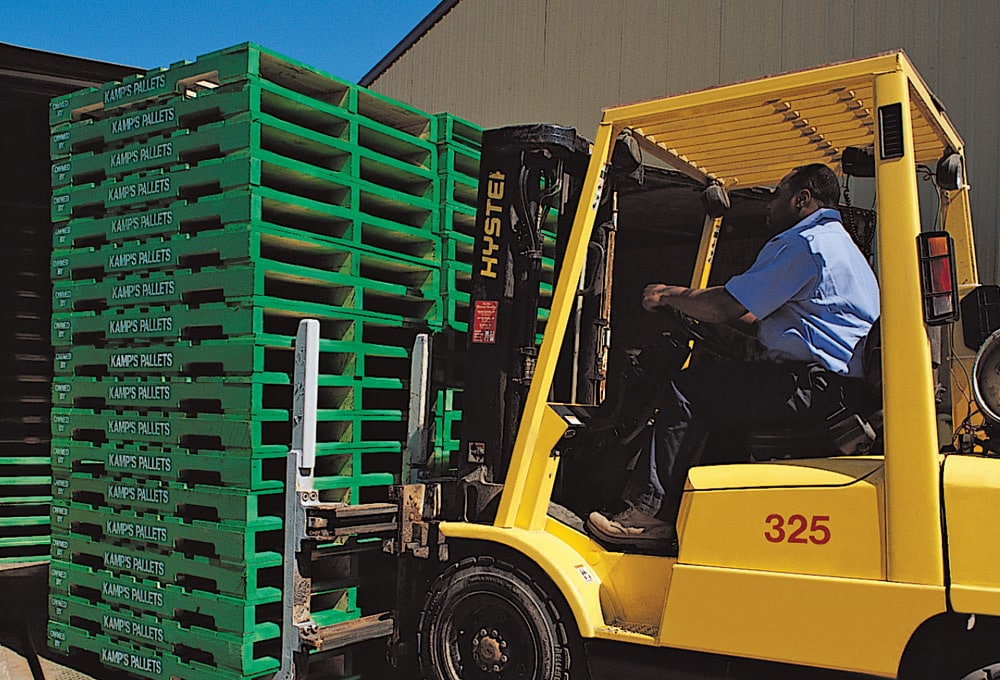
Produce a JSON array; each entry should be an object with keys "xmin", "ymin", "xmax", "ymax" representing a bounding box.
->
[{"xmin": 282, "ymin": 52, "xmax": 1000, "ymax": 679}]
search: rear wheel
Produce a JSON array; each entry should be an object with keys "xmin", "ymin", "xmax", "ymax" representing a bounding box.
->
[{"xmin": 418, "ymin": 555, "xmax": 581, "ymax": 680}]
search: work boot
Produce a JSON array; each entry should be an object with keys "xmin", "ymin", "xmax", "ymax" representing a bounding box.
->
[{"xmin": 585, "ymin": 507, "xmax": 677, "ymax": 555}]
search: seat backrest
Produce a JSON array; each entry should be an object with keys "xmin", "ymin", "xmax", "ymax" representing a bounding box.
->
[{"xmin": 861, "ymin": 318, "xmax": 882, "ymax": 405}]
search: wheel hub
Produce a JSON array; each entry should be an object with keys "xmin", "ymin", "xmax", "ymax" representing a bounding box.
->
[{"xmin": 471, "ymin": 628, "xmax": 509, "ymax": 674}]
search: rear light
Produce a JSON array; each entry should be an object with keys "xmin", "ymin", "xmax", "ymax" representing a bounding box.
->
[{"xmin": 917, "ymin": 231, "xmax": 960, "ymax": 325}]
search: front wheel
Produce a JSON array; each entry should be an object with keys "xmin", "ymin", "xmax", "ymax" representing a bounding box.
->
[
  {"xmin": 898, "ymin": 615, "xmax": 1000, "ymax": 680},
  {"xmin": 959, "ymin": 662, "xmax": 1000, "ymax": 680},
  {"xmin": 418, "ymin": 555, "xmax": 582, "ymax": 680}
]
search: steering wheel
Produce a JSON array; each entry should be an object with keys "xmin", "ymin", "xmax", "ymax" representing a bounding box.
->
[
  {"xmin": 658, "ymin": 305, "xmax": 706, "ymax": 346},
  {"xmin": 658, "ymin": 306, "xmax": 764, "ymax": 361}
]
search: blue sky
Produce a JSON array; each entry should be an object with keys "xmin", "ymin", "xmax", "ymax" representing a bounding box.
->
[{"xmin": 2, "ymin": 0, "xmax": 443, "ymax": 83}]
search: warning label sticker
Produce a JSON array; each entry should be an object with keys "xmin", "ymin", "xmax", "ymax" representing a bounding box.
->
[{"xmin": 472, "ymin": 300, "xmax": 499, "ymax": 344}]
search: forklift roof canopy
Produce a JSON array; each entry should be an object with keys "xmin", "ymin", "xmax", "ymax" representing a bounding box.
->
[{"xmin": 603, "ymin": 51, "xmax": 963, "ymax": 189}]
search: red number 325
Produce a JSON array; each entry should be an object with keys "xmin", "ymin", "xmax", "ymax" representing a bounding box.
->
[{"xmin": 764, "ymin": 514, "xmax": 831, "ymax": 544}]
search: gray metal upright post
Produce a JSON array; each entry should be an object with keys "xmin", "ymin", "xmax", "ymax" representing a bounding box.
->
[{"xmin": 277, "ymin": 318, "xmax": 320, "ymax": 679}]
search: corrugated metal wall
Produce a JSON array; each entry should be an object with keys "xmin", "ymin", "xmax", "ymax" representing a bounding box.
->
[{"xmin": 368, "ymin": 0, "xmax": 1000, "ymax": 281}]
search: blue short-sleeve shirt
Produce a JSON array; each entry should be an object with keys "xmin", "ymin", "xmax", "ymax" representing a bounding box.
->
[{"xmin": 724, "ymin": 208, "xmax": 880, "ymax": 378}]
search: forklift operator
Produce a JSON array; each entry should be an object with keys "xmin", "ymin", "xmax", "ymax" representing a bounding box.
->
[{"xmin": 586, "ymin": 163, "xmax": 880, "ymax": 554}]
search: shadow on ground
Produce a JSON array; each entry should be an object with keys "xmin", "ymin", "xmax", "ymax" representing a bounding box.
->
[{"xmin": 0, "ymin": 563, "xmax": 132, "ymax": 680}]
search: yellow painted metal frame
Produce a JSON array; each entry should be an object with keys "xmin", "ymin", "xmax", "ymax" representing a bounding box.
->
[
  {"xmin": 493, "ymin": 120, "xmax": 618, "ymax": 530},
  {"xmin": 603, "ymin": 51, "xmax": 963, "ymax": 189},
  {"xmin": 872, "ymin": 68, "xmax": 943, "ymax": 585},
  {"xmin": 944, "ymin": 455, "xmax": 1000, "ymax": 615},
  {"xmin": 439, "ymin": 51, "xmax": 976, "ymax": 672}
]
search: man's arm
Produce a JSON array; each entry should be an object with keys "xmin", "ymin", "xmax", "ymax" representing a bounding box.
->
[{"xmin": 642, "ymin": 284, "xmax": 750, "ymax": 324}]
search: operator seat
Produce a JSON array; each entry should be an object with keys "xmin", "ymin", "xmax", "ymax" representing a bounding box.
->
[{"xmin": 743, "ymin": 321, "xmax": 883, "ymax": 460}]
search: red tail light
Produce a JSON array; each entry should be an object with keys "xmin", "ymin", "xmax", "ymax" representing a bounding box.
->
[{"xmin": 918, "ymin": 232, "xmax": 960, "ymax": 325}]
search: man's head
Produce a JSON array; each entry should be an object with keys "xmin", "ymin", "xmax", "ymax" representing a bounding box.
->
[{"xmin": 766, "ymin": 164, "xmax": 840, "ymax": 233}]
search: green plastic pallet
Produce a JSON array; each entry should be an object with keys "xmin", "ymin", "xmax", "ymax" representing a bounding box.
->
[
  {"xmin": 49, "ymin": 592, "xmax": 280, "ymax": 673},
  {"xmin": 53, "ymin": 186, "xmax": 439, "ymax": 253},
  {"xmin": 52, "ymin": 156, "xmax": 260, "ymax": 222},
  {"xmin": 53, "ymin": 264, "xmax": 438, "ymax": 329},
  {"xmin": 49, "ymin": 558, "xmax": 281, "ymax": 631},
  {"xmin": 52, "ymin": 407, "xmax": 404, "ymax": 452},
  {"xmin": 52, "ymin": 222, "xmax": 442, "ymax": 305},
  {"xmin": 54, "ymin": 110, "xmax": 438, "ymax": 216},
  {"xmin": 53, "ymin": 149, "xmax": 439, "ymax": 232},
  {"xmin": 51, "ymin": 500, "xmax": 282, "ymax": 563},
  {"xmin": 51, "ymin": 304, "xmax": 418, "ymax": 386},
  {"xmin": 51, "ymin": 84, "xmax": 258, "ymax": 158},
  {"xmin": 47, "ymin": 620, "xmax": 267, "ymax": 680},
  {"xmin": 53, "ymin": 192, "xmax": 254, "ymax": 249},
  {"xmin": 439, "ymin": 201, "xmax": 477, "ymax": 237},
  {"xmin": 52, "ymin": 114, "xmax": 262, "ymax": 188},
  {"xmin": 50, "ymin": 43, "xmax": 353, "ymax": 127},
  {"xmin": 51, "ymin": 440, "xmax": 286, "ymax": 490},
  {"xmin": 54, "ymin": 337, "xmax": 267, "ymax": 377},
  {"xmin": 54, "ymin": 472, "xmax": 280, "ymax": 523},
  {"xmin": 49, "ymin": 532, "xmax": 282, "ymax": 600},
  {"xmin": 51, "ymin": 373, "xmax": 402, "ymax": 414},
  {"xmin": 432, "ymin": 112, "xmax": 483, "ymax": 150},
  {"xmin": 53, "ymin": 329, "xmax": 417, "ymax": 381},
  {"xmin": 51, "ymin": 439, "xmax": 399, "ymax": 495},
  {"xmin": 52, "ymin": 302, "xmax": 254, "ymax": 346},
  {"xmin": 437, "ymin": 144, "xmax": 481, "ymax": 180}
]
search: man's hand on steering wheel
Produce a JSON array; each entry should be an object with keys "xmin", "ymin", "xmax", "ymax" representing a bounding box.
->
[{"xmin": 641, "ymin": 283, "xmax": 686, "ymax": 313}]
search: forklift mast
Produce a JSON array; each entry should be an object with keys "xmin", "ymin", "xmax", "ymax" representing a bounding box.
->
[{"xmin": 457, "ymin": 125, "xmax": 591, "ymax": 504}]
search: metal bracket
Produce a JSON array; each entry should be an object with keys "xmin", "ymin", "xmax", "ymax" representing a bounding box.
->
[
  {"xmin": 460, "ymin": 465, "xmax": 505, "ymax": 523},
  {"xmin": 384, "ymin": 483, "xmax": 445, "ymax": 560}
]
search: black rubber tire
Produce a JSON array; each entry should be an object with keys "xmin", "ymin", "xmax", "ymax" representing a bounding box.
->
[
  {"xmin": 898, "ymin": 616, "xmax": 1000, "ymax": 680},
  {"xmin": 417, "ymin": 555, "xmax": 578, "ymax": 680},
  {"xmin": 959, "ymin": 662, "xmax": 1000, "ymax": 680}
]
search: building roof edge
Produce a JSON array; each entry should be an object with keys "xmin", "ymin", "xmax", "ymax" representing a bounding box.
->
[{"xmin": 359, "ymin": 0, "xmax": 460, "ymax": 86}]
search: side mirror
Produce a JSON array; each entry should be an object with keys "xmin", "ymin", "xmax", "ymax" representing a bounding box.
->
[
  {"xmin": 701, "ymin": 183, "xmax": 730, "ymax": 219},
  {"xmin": 917, "ymin": 232, "xmax": 960, "ymax": 326},
  {"xmin": 936, "ymin": 151, "xmax": 965, "ymax": 192},
  {"xmin": 841, "ymin": 146, "xmax": 875, "ymax": 178}
]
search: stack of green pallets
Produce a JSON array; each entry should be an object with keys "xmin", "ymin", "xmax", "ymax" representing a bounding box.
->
[
  {"xmin": 46, "ymin": 43, "xmax": 452, "ymax": 679},
  {"xmin": 0, "ymin": 200, "xmax": 53, "ymax": 565},
  {"xmin": 427, "ymin": 113, "xmax": 481, "ymax": 474},
  {"xmin": 435, "ymin": 112, "xmax": 482, "ymax": 338}
]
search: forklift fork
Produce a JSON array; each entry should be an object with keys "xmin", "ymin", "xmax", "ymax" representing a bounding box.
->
[{"xmin": 276, "ymin": 319, "xmax": 399, "ymax": 679}]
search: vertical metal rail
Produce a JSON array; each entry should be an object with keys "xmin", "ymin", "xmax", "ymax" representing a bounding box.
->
[
  {"xmin": 277, "ymin": 318, "xmax": 320, "ymax": 679},
  {"xmin": 403, "ymin": 333, "xmax": 432, "ymax": 482}
]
